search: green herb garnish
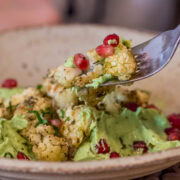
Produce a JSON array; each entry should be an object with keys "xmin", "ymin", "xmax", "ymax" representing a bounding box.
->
[
  {"xmin": 53, "ymin": 126, "xmax": 60, "ymax": 136},
  {"xmin": 29, "ymin": 110, "xmax": 48, "ymax": 127},
  {"xmin": 7, "ymin": 101, "xmax": 18, "ymax": 114},
  {"xmin": 36, "ymin": 84, "xmax": 43, "ymax": 90},
  {"xmin": 41, "ymin": 107, "xmax": 54, "ymax": 116},
  {"xmin": 8, "ymin": 101, "xmax": 13, "ymax": 114},
  {"xmin": 59, "ymin": 109, "xmax": 65, "ymax": 118},
  {"xmin": 66, "ymin": 117, "xmax": 70, "ymax": 121},
  {"xmin": 4, "ymin": 152, "xmax": 13, "ymax": 158}
]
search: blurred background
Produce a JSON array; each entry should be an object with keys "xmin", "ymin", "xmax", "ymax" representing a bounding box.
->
[{"xmin": 0, "ymin": 0, "xmax": 179, "ymax": 32}]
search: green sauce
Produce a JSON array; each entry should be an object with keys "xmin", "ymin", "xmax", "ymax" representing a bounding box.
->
[
  {"xmin": 0, "ymin": 118, "xmax": 34, "ymax": 159},
  {"xmin": 74, "ymin": 108, "xmax": 180, "ymax": 161},
  {"xmin": 64, "ymin": 56, "xmax": 76, "ymax": 68},
  {"xmin": 0, "ymin": 88, "xmax": 24, "ymax": 100},
  {"xmin": 86, "ymin": 74, "xmax": 113, "ymax": 89}
]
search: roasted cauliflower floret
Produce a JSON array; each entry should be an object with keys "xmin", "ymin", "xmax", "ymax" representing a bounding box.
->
[
  {"xmin": 99, "ymin": 86, "xmax": 150, "ymax": 113},
  {"xmin": 43, "ymin": 77, "xmax": 78, "ymax": 109},
  {"xmin": 87, "ymin": 49, "xmax": 104, "ymax": 63},
  {"xmin": 21, "ymin": 124, "xmax": 69, "ymax": 161},
  {"xmin": 33, "ymin": 134, "xmax": 68, "ymax": 161},
  {"xmin": 128, "ymin": 89, "xmax": 150, "ymax": 106},
  {"xmin": 53, "ymin": 65, "xmax": 82, "ymax": 88},
  {"xmin": 74, "ymin": 64, "xmax": 104, "ymax": 87},
  {"xmin": 76, "ymin": 86, "xmax": 114, "ymax": 107},
  {"xmin": 8, "ymin": 88, "xmax": 69, "ymax": 161},
  {"xmin": 59, "ymin": 105, "xmax": 98, "ymax": 150},
  {"xmin": 10, "ymin": 88, "xmax": 53, "ymax": 120},
  {"xmin": 104, "ymin": 44, "xmax": 136, "ymax": 80}
]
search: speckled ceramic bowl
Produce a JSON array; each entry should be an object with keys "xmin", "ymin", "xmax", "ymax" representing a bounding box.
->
[{"xmin": 0, "ymin": 25, "xmax": 179, "ymax": 180}]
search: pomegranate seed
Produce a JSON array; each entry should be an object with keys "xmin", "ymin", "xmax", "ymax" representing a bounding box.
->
[
  {"xmin": 124, "ymin": 102, "xmax": 139, "ymax": 112},
  {"xmin": 147, "ymin": 104, "xmax": 159, "ymax": 111},
  {"xmin": 110, "ymin": 152, "xmax": 119, "ymax": 159},
  {"xmin": 103, "ymin": 34, "xmax": 119, "ymax": 47},
  {"xmin": 74, "ymin": 53, "xmax": 90, "ymax": 70},
  {"xmin": 168, "ymin": 114, "xmax": 180, "ymax": 130},
  {"xmin": 165, "ymin": 127, "xmax": 180, "ymax": 135},
  {"xmin": 133, "ymin": 141, "xmax": 148, "ymax": 153},
  {"xmin": 96, "ymin": 44, "xmax": 114, "ymax": 57},
  {"xmin": 2, "ymin": 79, "xmax": 17, "ymax": 88},
  {"xmin": 165, "ymin": 127, "xmax": 174, "ymax": 135},
  {"xmin": 17, "ymin": 152, "xmax": 29, "ymax": 160},
  {"xmin": 50, "ymin": 119, "xmax": 61, "ymax": 128},
  {"xmin": 96, "ymin": 139, "xmax": 110, "ymax": 154},
  {"xmin": 168, "ymin": 130, "xmax": 180, "ymax": 141}
]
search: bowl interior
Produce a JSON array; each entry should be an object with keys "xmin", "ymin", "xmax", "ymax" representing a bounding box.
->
[{"xmin": 0, "ymin": 25, "xmax": 179, "ymax": 179}]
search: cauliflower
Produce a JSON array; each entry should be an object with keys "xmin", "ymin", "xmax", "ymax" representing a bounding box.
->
[
  {"xmin": 58, "ymin": 105, "xmax": 98, "ymax": 150},
  {"xmin": 99, "ymin": 86, "xmax": 150, "ymax": 113},
  {"xmin": 104, "ymin": 44, "xmax": 136, "ymax": 80},
  {"xmin": 53, "ymin": 65, "xmax": 82, "ymax": 88},
  {"xmin": 21, "ymin": 124, "xmax": 68, "ymax": 161},
  {"xmin": 87, "ymin": 49, "xmax": 104, "ymax": 63},
  {"xmin": 43, "ymin": 77, "xmax": 78, "ymax": 109},
  {"xmin": 9, "ymin": 88, "xmax": 53, "ymax": 121},
  {"xmin": 76, "ymin": 86, "xmax": 114, "ymax": 107},
  {"xmin": 74, "ymin": 64, "xmax": 104, "ymax": 87},
  {"xmin": 8, "ymin": 88, "xmax": 69, "ymax": 161}
]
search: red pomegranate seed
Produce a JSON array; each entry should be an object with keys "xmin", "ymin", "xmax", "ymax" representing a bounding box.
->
[
  {"xmin": 74, "ymin": 53, "xmax": 90, "ymax": 70},
  {"xmin": 96, "ymin": 44, "xmax": 114, "ymax": 57},
  {"xmin": 110, "ymin": 152, "xmax": 119, "ymax": 159},
  {"xmin": 147, "ymin": 104, "xmax": 159, "ymax": 111},
  {"xmin": 50, "ymin": 119, "xmax": 61, "ymax": 128},
  {"xmin": 17, "ymin": 152, "xmax": 29, "ymax": 160},
  {"xmin": 165, "ymin": 127, "xmax": 175, "ymax": 135},
  {"xmin": 103, "ymin": 34, "xmax": 119, "ymax": 47},
  {"xmin": 168, "ymin": 130, "xmax": 180, "ymax": 141},
  {"xmin": 133, "ymin": 141, "xmax": 148, "ymax": 153},
  {"xmin": 124, "ymin": 102, "xmax": 139, "ymax": 112},
  {"xmin": 96, "ymin": 139, "xmax": 110, "ymax": 154},
  {"xmin": 2, "ymin": 79, "xmax": 17, "ymax": 88},
  {"xmin": 168, "ymin": 114, "xmax": 180, "ymax": 130},
  {"xmin": 165, "ymin": 127, "xmax": 180, "ymax": 135}
]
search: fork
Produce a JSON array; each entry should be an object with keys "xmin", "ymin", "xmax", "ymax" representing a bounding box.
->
[{"xmin": 102, "ymin": 25, "xmax": 180, "ymax": 86}]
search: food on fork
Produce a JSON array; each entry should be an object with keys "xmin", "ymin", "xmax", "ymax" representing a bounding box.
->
[{"xmin": 46, "ymin": 34, "xmax": 136, "ymax": 89}]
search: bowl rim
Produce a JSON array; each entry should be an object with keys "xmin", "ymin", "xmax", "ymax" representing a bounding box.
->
[
  {"xmin": 0, "ymin": 23, "xmax": 158, "ymax": 37},
  {"xmin": 0, "ymin": 25, "xmax": 179, "ymax": 175},
  {"xmin": 0, "ymin": 147, "xmax": 180, "ymax": 174}
]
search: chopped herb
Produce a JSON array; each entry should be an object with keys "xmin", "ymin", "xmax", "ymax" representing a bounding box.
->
[
  {"xmin": 59, "ymin": 109, "xmax": 65, "ymax": 118},
  {"xmin": 53, "ymin": 126, "xmax": 60, "ymax": 136},
  {"xmin": 8, "ymin": 101, "xmax": 13, "ymax": 114},
  {"xmin": 36, "ymin": 84, "xmax": 43, "ymax": 90},
  {"xmin": 7, "ymin": 101, "xmax": 18, "ymax": 114},
  {"xmin": 119, "ymin": 137, "xmax": 126, "ymax": 149},
  {"xmin": 4, "ymin": 152, "xmax": 13, "ymax": 158},
  {"xmin": 41, "ymin": 107, "xmax": 52, "ymax": 116},
  {"xmin": 66, "ymin": 117, "xmax": 70, "ymax": 121},
  {"xmin": 29, "ymin": 110, "xmax": 48, "ymax": 127}
]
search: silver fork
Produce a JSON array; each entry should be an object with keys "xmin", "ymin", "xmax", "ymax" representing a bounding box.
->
[{"xmin": 102, "ymin": 25, "xmax": 180, "ymax": 86}]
